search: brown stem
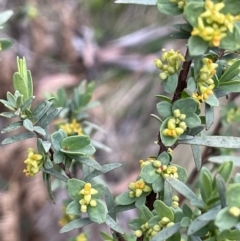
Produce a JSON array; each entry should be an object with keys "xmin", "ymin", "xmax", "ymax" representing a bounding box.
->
[
  {"xmin": 49, "ymin": 148, "xmax": 73, "ymax": 179},
  {"xmin": 137, "ymin": 48, "xmax": 192, "ymax": 241},
  {"xmin": 116, "ymin": 232, "xmax": 127, "ymax": 241}
]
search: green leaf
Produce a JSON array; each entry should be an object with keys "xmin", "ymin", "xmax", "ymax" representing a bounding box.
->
[
  {"xmin": 215, "ymin": 174, "xmax": 226, "ymax": 208},
  {"xmin": 205, "ymin": 104, "xmax": 214, "ymax": 130},
  {"xmin": 84, "ymin": 163, "xmax": 122, "ymax": 182},
  {"xmin": 216, "ymin": 161, "xmax": 233, "ymax": 183},
  {"xmin": 139, "ymin": 205, "xmax": 154, "ymax": 222},
  {"xmin": 178, "ymin": 136, "xmax": 240, "ymax": 148},
  {"xmin": 0, "ymin": 99, "xmax": 15, "ymax": 111},
  {"xmin": 191, "ymin": 145, "xmax": 202, "ymax": 171},
  {"xmin": 187, "ymin": 77, "xmax": 197, "ymax": 92},
  {"xmin": 105, "ymin": 214, "xmax": 124, "ymax": 234},
  {"xmin": 1, "ymin": 132, "xmax": 35, "ymax": 145},
  {"xmin": 31, "ymin": 101, "xmax": 52, "ymax": 123},
  {"xmin": 100, "ymin": 232, "xmax": 114, "ymax": 241},
  {"xmin": 43, "ymin": 157, "xmax": 53, "ymax": 169},
  {"xmin": 167, "ymin": 178, "xmax": 203, "ymax": 208},
  {"xmin": 181, "ymin": 217, "xmax": 191, "ymax": 228},
  {"xmin": 105, "ymin": 187, "xmax": 116, "ymax": 220},
  {"xmin": 115, "ymin": 191, "xmax": 136, "ymax": 205},
  {"xmin": 128, "ymin": 218, "xmax": 142, "ymax": 230},
  {"xmin": 60, "ymin": 217, "xmax": 92, "ymax": 233},
  {"xmin": 188, "ymin": 36, "xmax": 208, "ymax": 56},
  {"xmin": 135, "ymin": 195, "xmax": 147, "ymax": 208},
  {"xmin": 0, "ymin": 39, "xmax": 13, "ymax": 51},
  {"xmin": 199, "ymin": 167, "xmax": 213, "ymax": 204},
  {"xmin": 1, "ymin": 121, "xmax": 23, "ymax": 133},
  {"xmin": 164, "ymin": 73, "xmax": 178, "ymax": 93},
  {"xmin": 33, "ymin": 126, "xmax": 46, "ymax": 136},
  {"xmin": 13, "ymin": 73, "xmax": 28, "ymax": 102},
  {"xmin": 140, "ymin": 164, "xmax": 159, "ymax": 183},
  {"xmin": 156, "ymin": 101, "xmax": 172, "ymax": 119},
  {"xmin": 208, "ymin": 155, "xmax": 240, "ymax": 167},
  {"xmin": 174, "ymin": 164, "xmax": 188, "ymax": 182},
  {"xmin": 205, "ymin": 93, "xmax": 219, "ymax": 107},
  {"xmin": 92, "ymin": 183, "xmax": 106, "ymax": 199},
  {"xmin": 0, "ymin": 10, "xmax": 13, "ymax": 25},
  {"xmin": 61, "ymin": 135, "xmax": 90, "ymax": 151},
  {"xmin": 151, "ymin": 223, "xmax": 181, "ymax": 241},
  {"xmin": 66, "ymin": 200, "xmax": 80, "ymax": 215},
  {"xmin": 6, "ymin": 92, "xmax": 16, "ymax": 107},
  {"xmin": 217, "ymin": 80, "xmax": 240, "ymax": 92},
  {"xmin": 164, "ymin": 180, "xmax": 173, "ymax": 206},
  {"xmin": 21, "ymin": 96, "xmax": 35, "ymax": 111},
  {"xmin": 222, "ymin": 0, "xmax": 240, "ymax": 15},
  {"xmin": 220, "ymin": 25, "xmax": 240, "ymax": 51},
  {"xmin": 45, "ymin": 173, "xmax": 55, "ymax": 203},
  {"xmin": 157, "ymin": 151, "xmax": 170, "ymax": 165},
  {"xmin": 67, "ymin": 178, "xmax": 85, "ymax": 200},
  {"xmin": 23, "ymin": 119, "xmax": 33, "ymax": 131},
  {"xmin": 155, "ymin": 95, "xmax": 172, "ymax": 103},
  {"xmin": 109, "ymin": 203, "xmax": 136, "ymax": 214},
  {"xmin": 61, "ymin": 144, "xmax": 96, "ymax": 157},
  {"xmin": 188, "ymin": 206, "xmax": 220, "ymax": 235},
  {"xmin": 157, "ymin": 0, "xmax": 183, "ymax": 16},
  {"xmin": 152, "ymin": 176, "xmax": 164, "ymax": 193},
  {"xmin": 0, "ymin": 111, "xmax": 17, "ymax": 118},
  {"xmin": 42, "ymin": 168, "xmax": 68, "ymax": 182},
  {"xmin": 75, "ymin": 157, "xmax": 102, "ymax": 171},
  {"xmin": 219, "ymin": 59, "xmax": 240, "ymax": 83},
  {"xmin": 38, "ymin": 107, "xmax": 62, "ymax": 127},
  {"xmin": 51, "ymin": 130, "xmax": 66, "ymax": 151},
  {"xmin": 182, "ymin": 204, "xmax": 193, "ymax": 218},
  {"xmin": 185, "ymin": 113, "xmax": 201, "ymax": 128},
  {"xmin": 172, "ymin": 98, "xmax": 197, "ymax": 114},
  {"xmin": 184, "ymin": 2, "xmax": 205, "ymax": 27},
  {"xmin": 215, "ymin": 207, "xmax": 239, "ymax": 230},
  {"xmin": 88, "ymin": 199, "xmax": 107, "ymax": 224},
  {"xmin": 226, "ymin": 183, "xmax": 240, "ymax": 207},
  {"xmin": 153, "ymin": 200, "xmax": 174, "ymax": 221},
  {"xmin": 53, "ymin": 151, "xmax": 65, "ymax": 164},
  {"xmin": 115, "ymin": 0, "xmax": 157, "ymax": 4}
]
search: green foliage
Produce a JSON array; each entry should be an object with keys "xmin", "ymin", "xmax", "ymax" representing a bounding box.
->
[{"xmin": 2, "ymin": 1, "xmax": 240, "ymax": 241}]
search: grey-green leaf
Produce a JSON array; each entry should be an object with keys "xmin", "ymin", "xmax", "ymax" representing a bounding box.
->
[
  {"xmin": 2, "ymin": 132, "xmax": 36, "ymax": 145},
  {"xmin": 60, "ymin": 218, "xmax": 92, "ymax": 233}
]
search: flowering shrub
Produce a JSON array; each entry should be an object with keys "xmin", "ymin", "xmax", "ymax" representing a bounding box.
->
[{"xmin": 1, "ymin": 1, "xmax": 240, "ymax": 241}]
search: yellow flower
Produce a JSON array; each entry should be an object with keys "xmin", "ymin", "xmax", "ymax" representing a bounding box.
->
[
  {"xmin": 78, "ymin": 183, "xmax": 98, "ymax": 212},
  {"xmin": 198, "ymin": 83, "xmax": 215, "ymax": 101},
  {"xmin": 128, "ymin": 179, "xmax": 152, "ymax": 198},
  {"xmin": 60, "ymin": 119, "xmax": 83, "ymax": 136},
  {"xmin": 23, "ymin": 148, "xmax": 43, "ymax": 177},
  {"xmin": 76, "ymin": 233, "xmax": 88, "ymax": 241},
  {"xmin": 155, "ymin": 49, "xmax": 185, "ymax": 80},
  {"xmin": 169, "ymin": 0, "xmax": 186, "ymax": 9},
  {"xmin": 58, "ymin": 206, "xmax": 75, "ymax": 227},
  {"xmin": 191, "ymin": 1, "xmax": 240, "ymax": 47}
]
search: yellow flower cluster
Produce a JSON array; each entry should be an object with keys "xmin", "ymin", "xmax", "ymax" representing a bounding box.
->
[
  {"xmin": 128, "ymin": 179, "xmax": 152, "ymax": 198},
  {"xmin": 60, "ymin": 119, "xmax": 83, "ymax": 136},
  {"xmin": 169, "ymin": 0, "xmax": 186, "ymax": 9},
  {"xmin": 194, "ymin": 58, "xmax": 217, "ymax": 102},
  {"xmin": 191, "ymin": 1, "xmax": 240, "ymax": 47},
  {"xmin": 154, "ymin": 161, "xmax": 179, "ymax": 179},
  {"xmin": 79, "ymin": 183, "xmax": 98, "ymax": 212},
  {"xmin": 162, "ymin": 109, "xmax": 187, "ymax": 138},
  {"xmin": 226, "ymin": 107, "xmax": 240, "ymax": 123},
  {"xmin": 139, "ymin": 158, "xmax": 154, "ymax": 168},
  {"xmin": 58, "ymin": 206, "xmax": 75, "ymax": 227},
  {"xmin": 154, "ymin": 49, "xmax": 185, "ymax": 80},
  {"xmin": 23, "ymin": 148, "xmax": 43, "ymax": 177},
  {"xmin": 134, "ymin": 217, "xmax": 175, "ymax": 239},
  {"xmin": 76, "ymin": 233, "xmax": 88, "ymax": 241}
]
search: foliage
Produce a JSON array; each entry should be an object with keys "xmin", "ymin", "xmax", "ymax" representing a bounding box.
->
[{"xmin": 1, "ymin": 1, "xmax": 240, "ymax": 241}]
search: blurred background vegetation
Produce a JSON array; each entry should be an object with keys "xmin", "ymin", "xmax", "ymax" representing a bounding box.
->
[{"xmin": 0, "ymin": 1, "xmax": 238, "ymax": 241}]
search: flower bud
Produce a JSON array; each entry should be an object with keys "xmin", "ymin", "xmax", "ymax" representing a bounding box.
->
[
  {"xmin": 159, "ymin": 72, "xmax": 168, "ymax": 80},
  {"xmin": 166, "ymin": 222, "xmax": 175, "ymax": 227},
  {"xmin": 90, "ymin": 199, "xmax": 97, "ymax": 207},
  {"xmin": 173, "ymin": 109, "xmax": 181, "ymax": 118},
  {"xmin": 153, "ymin": 224, "xmax": 161, "ymax": 232},
  {"xmin": 135, "ymin": 189, "xmax": 143, "ymax": 197},
  {"xmin": 134, "ymin": 230, "xmax": 143, "ymax": 237},
  {"xmin": 161, "ymin": 217, "xmax": 170, "ymax": 225},
  {"xmin": 229, "ymin": 206, "xmax": 240, "ymax": 217},
  {"xmin": 153, "ymin": 160, "xmax": 161, "ymax": 168},
  {"xmin": 154, "ymin": 59, "xmax": 163, "ymax": 69},
  {"xmin": 81, "ymin": 205, "xmax": 87, "ymax": 213},
  {"xmin": 175, "ymin": 127, "xmax": 184, "ymax": 135}
]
